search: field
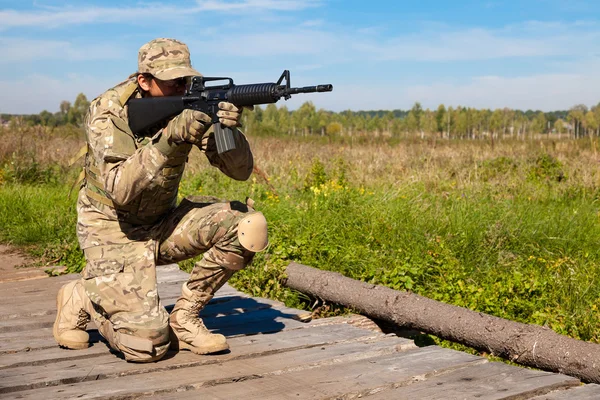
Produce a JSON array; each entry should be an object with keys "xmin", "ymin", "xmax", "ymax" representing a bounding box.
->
[{"xmin": 2, "ymin": 123, "xmax": 600, "ymax": 350}]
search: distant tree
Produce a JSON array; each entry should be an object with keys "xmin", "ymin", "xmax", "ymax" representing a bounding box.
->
[
  {"xmin": 67, "ymin": 93, "xmax": 90, "ymax": 126},
  {"xmin": 39, "ymin": 110, "xmax": 57, "ymax": 127},
  {"xmin": 490, "ymin": 109, "xmax": 503, "ymax": 137},
  {"xmin": 405, "ymin": 112, "xmax": 418, "ymax": 135},
  {"xmin": 293, "ymin": 102, "xmax": 317, "ymax": 135},
  {"xmin": 326, "ymin": 122, "xmax": 342, "ymax": 136},
  {"xmin": 277, "ymin": 105, "xmax": 291, "ymax": 134},
  {"xmin": 584, "ymin": 111, "xmax": 598, "ymax": 136},
  {"xmin": 568, "ymin": 105, "xmax": 587, "ymax": 137},
  {"xmin": 454, "ymin": 107, "xmax": 468, "ymax": 138},
  {"xmin": 553, "ymin": 119, "xmax": 565, "ymax": 137},
  {"xmin": 410, "ymin": 102, "xmax": 423, "ymax": 136},
  {"xmin": 60, "ymin": 100, "xmax": 71, "ymax": 115},
  {"xmin": 531, "ymin": 112, "xmax": 547, "ymax": 134},
  {"xmin": 422, "ymin": 109, "xmax": 436, "ymax": 135},
  {"xmin": 446, "ymin": 106, "xmax": 454, "ymax": 138},
  {"xmin": 435, "ymin": 104, "xmax": 446, "ymax": 138}
]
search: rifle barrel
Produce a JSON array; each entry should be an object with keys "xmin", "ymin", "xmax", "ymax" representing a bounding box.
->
[{"xmin": 288, "ymin": 84, "xmax": 333, "ymax": 94}]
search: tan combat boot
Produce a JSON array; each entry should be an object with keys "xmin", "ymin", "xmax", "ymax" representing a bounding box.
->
[
  {"xmin": 169, "ymin": 283, "xmax": 229, "ymax": 354},
  {"xmin": 53, "ymin": 280, "xmax": 91, "ymax": 350}
]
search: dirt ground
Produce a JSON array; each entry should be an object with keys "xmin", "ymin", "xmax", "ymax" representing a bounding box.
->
[{"xmin": 0, "ymin": 244, "xmax": 48, "ymax": 283}]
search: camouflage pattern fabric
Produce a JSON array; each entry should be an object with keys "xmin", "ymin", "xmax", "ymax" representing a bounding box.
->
[
  {"xmin": 138, "ymin": 38, "xmax": 201, "ymax": 80},
  {"xmin": 78, "ymin": 194, "xmax": 258, "ymax": 361},
  {"xmin": 76, "ymin": 38, "xmax": 258, "ymax": 361},
  {"xmin": 157, "ymin": 197, "xmax": 257, "ymax": 294}
]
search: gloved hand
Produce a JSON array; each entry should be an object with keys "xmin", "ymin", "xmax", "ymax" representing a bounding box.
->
[
  {"xmin": 165, "ymin": 109, "xmax": 212, "ymax": 145},
  {"xmin": 217, "ymin": 102, "xmax": 253, "ymax": 128}
]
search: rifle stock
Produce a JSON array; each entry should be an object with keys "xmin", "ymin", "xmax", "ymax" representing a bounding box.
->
[{"xmin": 128, "ymin": 97, "xmax": 186, "ymax": 134}]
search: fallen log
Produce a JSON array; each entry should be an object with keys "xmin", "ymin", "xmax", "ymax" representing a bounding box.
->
[{"xmin": 285, "ymin": 262, "xmax": 600, "ymax": 384}]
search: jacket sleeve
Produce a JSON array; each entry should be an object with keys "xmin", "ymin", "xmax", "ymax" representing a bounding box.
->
[
  {"xmin": 85, "ymin": 91, "xmax": 173, "ymax": 206},
  {"xmin": 200, "ymin": 128, "xmax": 254, "ymax": 181}
]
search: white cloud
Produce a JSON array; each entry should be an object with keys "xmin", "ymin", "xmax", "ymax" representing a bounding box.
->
[
  {"xmin": 0, "ymin": 6, "xmax": 178, "ymax": 30},
  {"xmin": 300, "ymin": 19, "xmax": 325, "ymax": 27},
  {"xmin": 354, "ymin": 26, "xmax": 600, "ymax": 62},
  {"xmin": 195, "ymin": 0, "xmax": 323, "ymax": 11},
  {"xmin": 0, "ymin": 38, "xmax": 126, "ymax": 63},
  {"xmin": 0, "ymin": 1, "xmax": 324, "ymax": 30},
  {"xmin": 187, "ymin": 30, "xmax": 340, "ymax": 57},
  {"xmin": 192, "ymin": 21, "xmax": 600, "ymax": 63}
]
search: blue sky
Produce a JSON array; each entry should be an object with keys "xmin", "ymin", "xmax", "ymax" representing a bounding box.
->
[{"xmin": 1, "ymin": 0, "xmax": 600, "ymax": 114}]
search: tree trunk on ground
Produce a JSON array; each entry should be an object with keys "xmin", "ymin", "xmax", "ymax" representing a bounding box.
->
[{"xmin": 284, "ymin": 262, "xmax": 600, "ymax": 384}]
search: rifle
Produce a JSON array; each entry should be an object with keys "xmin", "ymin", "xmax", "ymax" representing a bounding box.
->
[{"xmin": 128, "ymin": 70, "xmax": 333, "ymax": 154}]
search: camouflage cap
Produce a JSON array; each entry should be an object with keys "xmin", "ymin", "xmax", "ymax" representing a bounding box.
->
[{"xmin": 138, "ymin": 38, "xmax": 201, "ymax": 80}]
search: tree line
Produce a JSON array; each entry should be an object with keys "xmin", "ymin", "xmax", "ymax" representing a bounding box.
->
[
  {"xmin": 1, "ymin": 94, "xmax": 91, "ymax": 128},
  {"xmin": 3, "ymin": 92, "xmax": 599, "ymax": 140},
  {"xmin": 243, "ymin": 102, "xmax": 599, "ymax": 140}
]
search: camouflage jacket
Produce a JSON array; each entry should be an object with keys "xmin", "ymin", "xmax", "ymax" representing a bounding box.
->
[{"xmin": 77, "ymin": 77, "xmax": 254, "ymax": 250}]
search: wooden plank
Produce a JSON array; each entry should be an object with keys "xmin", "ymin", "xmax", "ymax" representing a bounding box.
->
[
  {"xmin": 0, "ymin": 303, "xmax": 310, "ymax": 354},
  {"xmin": 1, "ymin": 274, "xmax": 69, "ymax": 291},
  {"xmin": 0, "ymin": 324, "xmax": 397, "ymax": 396},
  {"xmin": 0, "ymin": 274, "xmax": 71, "ymax": 294},
  {"xmin": 0, "ymin": 317, "xmax": 388, "ymax": 369},
  {"xmin": 530, "ymin": 384, "xmax": 600, "ymax": 399},
  {"xmin": 0, "ymin": 279, "xmax": 242, "ymax": 321},
  {"xmin": 156, "ymin": 264, "xmax": 188, "ymax": 283},
  {"xmin": 161, "ymin": 346, "xmax": 486, "ymax": 400},
  {"xmin": 0, "ymin": 342, "xmax": 108, "ymax": 369},
  {"xmin": 0, "ymin": 294, "xmax": 275, "ymax": 333},
  {"xmin": 0, "ymin": 292, "xmax": 311, "ymax": 355},
  {"xmin": 0, "ymin": 295, "xmax": 255, "ymax": 333},
  {"xmin": 365, "ymin": 360, "xmax": 580, "ymax": 400},
  {"xmin": 2, "ymin": 335, "xmax": 420, "ymax": 399}
]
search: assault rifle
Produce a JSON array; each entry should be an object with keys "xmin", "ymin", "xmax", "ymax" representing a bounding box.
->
[{"xmin": 128, "ymin": 70, "xmax": 333, "ymax": 154}]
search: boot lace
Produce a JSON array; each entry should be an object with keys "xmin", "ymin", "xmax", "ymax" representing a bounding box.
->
[
  {"xmin": 184, "ymin": 299, "xmax": 209, "ymax": 332},
  {"xmin": 76, "ymin": 309, "xmax": 90, "ymax": 330}
]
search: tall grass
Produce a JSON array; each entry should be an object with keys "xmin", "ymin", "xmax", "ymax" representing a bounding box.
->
[{"xmin": 2, "ymin": 125, "xmax": 600, "ymax": 344}]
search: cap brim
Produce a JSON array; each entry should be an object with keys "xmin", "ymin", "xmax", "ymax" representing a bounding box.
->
[{"xmin": 154, "ymin": 66, "xmax": 201, "ymax": 80}]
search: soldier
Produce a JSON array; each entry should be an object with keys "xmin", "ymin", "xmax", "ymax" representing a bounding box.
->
[{"xmin": 53, "ymin": 38, "xmax": 268, "ymax": 362}]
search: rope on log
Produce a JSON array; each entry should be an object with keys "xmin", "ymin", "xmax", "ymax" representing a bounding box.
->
[{"xmin": 284, "ymin": 262, "xmax": 600, "ymax": 384}]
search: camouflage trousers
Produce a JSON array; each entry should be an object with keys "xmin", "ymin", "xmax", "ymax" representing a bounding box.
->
[{"xmin": 80, "ymin": 197, "xmax": 257, "ymax": 361}]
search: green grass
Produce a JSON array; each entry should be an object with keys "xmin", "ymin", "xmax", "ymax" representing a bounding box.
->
[
  {"xmin": 2, "ymin": 137, "xmax": 600, "ymax": 347},
  {"xmin": 0, "ymin": 183, "xmax": 85, "ymax": 270}
]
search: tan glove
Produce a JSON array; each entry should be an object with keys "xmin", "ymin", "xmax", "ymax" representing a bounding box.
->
[
  {"xmin": 165, "ymin": 109, "xmax": 212, "ymax": 145},
  {"xmin": 154, "ymin": 109, "xmax": 211, "ymax": 156},
  {"xmin": 217, "ymin": 102, "xmax": 254, "ymax": 128}
]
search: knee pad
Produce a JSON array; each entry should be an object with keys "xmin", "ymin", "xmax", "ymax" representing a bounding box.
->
[{"xmin": 237, "ymin": 211, "xmax": 268, "ymax": 252}]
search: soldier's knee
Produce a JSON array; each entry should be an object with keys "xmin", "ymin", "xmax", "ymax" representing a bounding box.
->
[
  {"xmin": 237, "ymin": 212, "xmax": 268, "ymax": 253},
  {"xmin": 113, "ymin": 325, "xmax": 170, "ymax": 363},
  {"xmin": 99, "ymin": 313, "xmax": 170, "ymax": 362},
  {"xmin": 215, "ymin": 211, "xmax": 268, "ymax": 271}
]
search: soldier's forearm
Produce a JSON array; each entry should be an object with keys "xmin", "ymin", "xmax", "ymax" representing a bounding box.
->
[{"xmin": 206, "ymin": 129, "xmax": 253, "ymax": 181}]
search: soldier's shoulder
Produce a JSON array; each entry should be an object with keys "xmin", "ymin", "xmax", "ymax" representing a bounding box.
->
[
  {"xmin": 93, "ymin": 76, "xmax": 138, "ymax": 105},
  {"xmin": 89, "ymin": 78, "xmax": 139, "ymax": 121}
]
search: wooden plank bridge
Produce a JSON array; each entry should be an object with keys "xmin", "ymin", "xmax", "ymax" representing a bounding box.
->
[{"xmin": 2, "ymin": 263, "xmax": 600, "ymax": 399}]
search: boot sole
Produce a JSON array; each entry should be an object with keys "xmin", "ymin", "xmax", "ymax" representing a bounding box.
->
[
  {"xmin": 177, "ymin": 341, "xmax": 230, "ymax": 355},
  {"xmin": 53, "ymin": 284, "xmax": 90, "ymax": 350}
]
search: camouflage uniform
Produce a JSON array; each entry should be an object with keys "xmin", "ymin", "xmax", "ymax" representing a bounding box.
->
[{"xmin": 54, "ymin": 38, "xmax": 267, "ymax": 362}]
